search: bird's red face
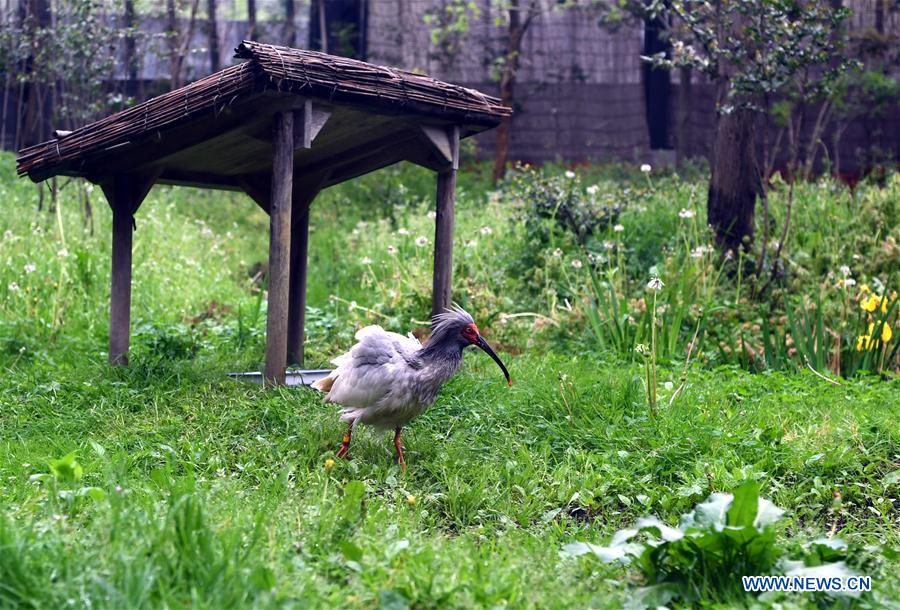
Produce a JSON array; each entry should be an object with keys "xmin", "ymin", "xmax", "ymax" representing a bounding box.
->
[
  {"xmin": 460, "ymin": 322, "xmax": 512, "ymax": 387},
  {"xmin": 460, "ymin": 323, "xmax": 480, "ymax": 345}
]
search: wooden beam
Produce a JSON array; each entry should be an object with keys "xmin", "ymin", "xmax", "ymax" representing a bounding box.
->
[
  {"xmin": 264, "ymin": 112, "xmax": 294, "ymax": 385},
  {"xmin": 156, "ymin": 169, "xmax": 241, "ymax": 192},
  {"xmin": 100, "ymin": 169, "xmax": 160, "ymax": 366},
  {"xmin": 293, "ymin": 99, "xmax": 332, "ymax": 149},
  {"xmin": 286, "ymin": 173, "xmax": 327, "ymax": 366},
  {"xmin": 431, "ymin": 126, "xmax": 460, "ymax": 319}
]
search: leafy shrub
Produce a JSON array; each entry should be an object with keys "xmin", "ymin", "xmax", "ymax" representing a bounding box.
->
[
  {"xmin": 506, "ymin": 164, "xmax": 624, "ymax": 249},
  {"xmin": 135, "ymin": 323, "xmax": 200, "ymax": 362},
  {"xmin": 562, "ymin": 481, "xmax": 858, "ymax": 608}
]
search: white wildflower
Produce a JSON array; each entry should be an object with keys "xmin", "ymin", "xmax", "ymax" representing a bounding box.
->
[
  {"xmin": 571, "ymin": 259, "xmax": 583, "ymax": 269},
  {"xmin": 3, "ymin": 230, "xmax": 12, "ymax": 239},
  {"xmin": 480, "ymin": 226, "xmax": 493, "ymax": 236},
  {"xmin": 24, "ymin": 263, "xmax": 36, "ymax": 274},
  {"xmin": 587, "ymin": 253, "xmax": 596, "ymax": 264},
  {"xmin": 839, "ymin": 265, "xmax": 851, "ymax": 277},
  {"xmin": 841, "ymin": 278, "xmax": 857, "ymax": 288},
  {"xmin": 57, "ymin": 248, "xmax": 69, "ymax": 258},
  {"xmin": 603, "ymin": 240, "xmax": 615, "ymax": 250},
  {"xmin": 640, "ymin": 164, "xmax": 652, "ymax": 173},
  {"xmin": 348, "ymin": 300, "xmax": 357, "ymax": 311},
  {"xmin": 465, "ymin": 239, "xmax": 477, "ymax": 248},
  {"xmin": 415, "ymin": 236, "xmax": 428, "ymax": 247},
  {"xmin": 360, "ymin": 256, "xmax": 372, "ymax": 265},
  {"xmin": 613, "ymin": 224, "xmax": 624, "ymax": 233},
  {"xmin": 647, "ymin": 277, "xmax": 665, "ymax": 291},
  {"xmin": 351, "ymin": 229, "xmax": 360, "ymax": 236},
  {"xmin": 564, "ymin": 170, "xmax": 576, "ymax": 179},
  {"xmin": 398, "ymin": 228, "xmax": 411, "ymax": 236},
  {"xmin": 724, "ymin": 249, "xmax": 734, "ymax": 261},
  {"xmin": 586, "ymin": 185, "xmax": 599, "ymax": 195},
  {"xmin": 8, "ymin": 282, "xmax": 19, "ymax": 292},
  {"xmin": 678, "ymin": 208, "xmax": 696, "ymax": 219},
  {"xmin": 552, "ymin": 248, "xmax": 562, "ymax": 258},
  {"xmin": 427, "ymin": 210, "xmax": 437, "ymax": 220},
  {"xmin": 387, "ymin": 245, "xmax": 397, "ymax": 255},
  {"xmin": 690, "ymin": 245, "xmax": 714, "ymax": 258}
]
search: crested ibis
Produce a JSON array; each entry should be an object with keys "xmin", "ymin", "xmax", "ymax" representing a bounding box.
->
[{"xmin": 312, "ymin": 306, "xmax": 511, "ymax": 469}]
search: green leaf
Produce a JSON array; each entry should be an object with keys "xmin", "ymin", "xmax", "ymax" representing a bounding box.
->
[
  {"xmin": 378, "ymin": 590, "xmax": 410, "ymax": 610},
  {"xmin": 250, "ymin": 565, "xmax": 276, "ymax": 590},
  {"xmin": 49, "ymin": 453, "xmax": 83, "ymax": 482},
  {"xmin": 340, "ymin": 540, "xmax": 364, "ymax": 562},
  {"xmin": 77, "ymin": 486, "xmax": 106, "ymax": 501},
  {"xmin": 727, "ymin": 480, "xmax": 760, "ymax": 528}
]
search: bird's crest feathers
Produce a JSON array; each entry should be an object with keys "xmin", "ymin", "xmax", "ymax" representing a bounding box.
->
[{"xmin": 430, "ymin": 305, "xmax": 474, "ymax": 336}]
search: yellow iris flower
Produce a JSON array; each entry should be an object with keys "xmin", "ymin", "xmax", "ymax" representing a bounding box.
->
[
  {"xmin": 860, "ymin": 294, "xmax": 888, "ymax": 313},
  {"xmin": 883, "ymin": 322, "xmax": 893, "ymax": 343}
]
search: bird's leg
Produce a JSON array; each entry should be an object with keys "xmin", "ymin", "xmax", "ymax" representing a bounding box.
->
[
  {"xmin": 393, "ymin": 427, "xmax": 406, "ymax": 472},
  {"xmin": 336, "ymin": 421, "xmax": 353, "ymax": 459}
]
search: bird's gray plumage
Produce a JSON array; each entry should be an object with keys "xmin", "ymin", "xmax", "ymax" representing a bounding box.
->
[{"xmin": 312, "ymin": 307, "xmax": 477, "ymax": 430}]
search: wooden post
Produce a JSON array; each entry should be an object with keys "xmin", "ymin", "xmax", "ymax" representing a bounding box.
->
[
  {"xmin": 287, "ymin": 192, "xmax": 311, "ymax": 366},
  {"xmin": 431, "ymin": 126, "xmax": 460, "ymax": 319},
  {"xmin": 264, "ymin": 111, "xmax": 294, "ymax": 385},
  {"xmin": 287, "ymin": 173, "xmax": 326, "ymax": 367},
  {"xmin": 109, "ymin": 200, "xmax": 133, "ymax": 366},
  {"xmin": 100, "ymin": 171, "xmax": 158, "ymax": 366}
]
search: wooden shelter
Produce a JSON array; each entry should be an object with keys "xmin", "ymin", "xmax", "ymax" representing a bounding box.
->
[{"xmin": 16, "ymin": 41, "xmax": 509, "ymax": 384}]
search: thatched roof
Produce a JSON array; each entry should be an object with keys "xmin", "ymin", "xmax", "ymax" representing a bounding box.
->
[{"xmin": 16, "ymin": 41, "xmax": 509, "ymax": 185}]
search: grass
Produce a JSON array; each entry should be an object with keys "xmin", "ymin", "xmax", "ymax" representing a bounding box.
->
[{"xmin": 1, "ymin": 152, "xmax": 898, "ymax": 608}]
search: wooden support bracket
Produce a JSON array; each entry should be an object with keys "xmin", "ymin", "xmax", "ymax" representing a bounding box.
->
[
  {"xmin": 237, "ymin": 173, "xmax": 272, "ymax": 214},
  {"xmin": 293, "ymin": 99, "xmax": 332, "ymax": 149},
  {"xmin": 418, "ymin": 124, "xmax": 460, "ymax": 171}
]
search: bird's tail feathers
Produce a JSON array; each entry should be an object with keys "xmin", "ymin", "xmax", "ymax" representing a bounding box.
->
[{"xmin": 311, "ymin": 374, "xmax": 336, "ymax": 393}]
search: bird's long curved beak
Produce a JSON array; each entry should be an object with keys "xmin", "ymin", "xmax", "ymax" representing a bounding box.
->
[{"xmin": 475, "ymin": 335, "xmax": 512, "ymax": 387}]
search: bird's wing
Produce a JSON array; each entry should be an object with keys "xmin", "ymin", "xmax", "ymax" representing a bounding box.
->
[{"xmin": 314, "ymin": 325, "xmax": 422, "ymax": 407}]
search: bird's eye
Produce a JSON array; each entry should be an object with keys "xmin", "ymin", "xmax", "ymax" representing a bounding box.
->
[{"xmin": 461, "ymin": 323, "xmax": 479, "ymax": 343}]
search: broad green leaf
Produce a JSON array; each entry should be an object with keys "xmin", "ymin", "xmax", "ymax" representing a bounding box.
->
[
  {"xmin": 340, "ymin": 540, "xmax": 364, "ymax": 562},
  {"xmin": 49, "ymin": 453, "xmax": 83, "ymax": 482},
  {"xmin": 727, "ymin": 480, "xmax": 760, "ymax": 528},
  {"xmin": 77, "ymin": 487, "xmax": 107, "ymax": 501}
]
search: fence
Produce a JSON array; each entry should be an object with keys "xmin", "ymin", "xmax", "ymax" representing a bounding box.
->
[{"xmin": 1, "ymin": 0, "xmax": 898, "ymax": 172}]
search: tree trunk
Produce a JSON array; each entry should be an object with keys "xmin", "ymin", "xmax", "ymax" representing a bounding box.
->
[
  {"xmin": 166, "ymin": 0, "xmax": 178, "ymax": 85},
  {"xmin": 168, "ymin": 0, "xmax": 200, "ymax": 88},
  {"xmin": 284, "ymin": 0, "xmax": 296, "ymax": 47},
  {"xmin": 247, "ymin": 0, "xmax": 257, "ymax": 39},
  {"xmin": 21, "ymin": 0, "xmax": 51, "ymax": 147},
  {"xmin": 492, "ymin": 0, "xmax": 530, "ymax": 184},
  {"xmin": 707, "ymin": 106, "xmax": 760, "ymax": 254},
  {"xmin": 317, "ymin": 0, "xmax": 328, "ymax": 52},
  {"xmin": 124, "ymin": 0, "xmax": 137, "ymax": 81},
  {"xmin": 207, "ymin": 0, "xmax": 220, "ymax": 73},
  {"xmin": 676, "ymin": 66, "xmax": 692, "ymax": 166}
]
